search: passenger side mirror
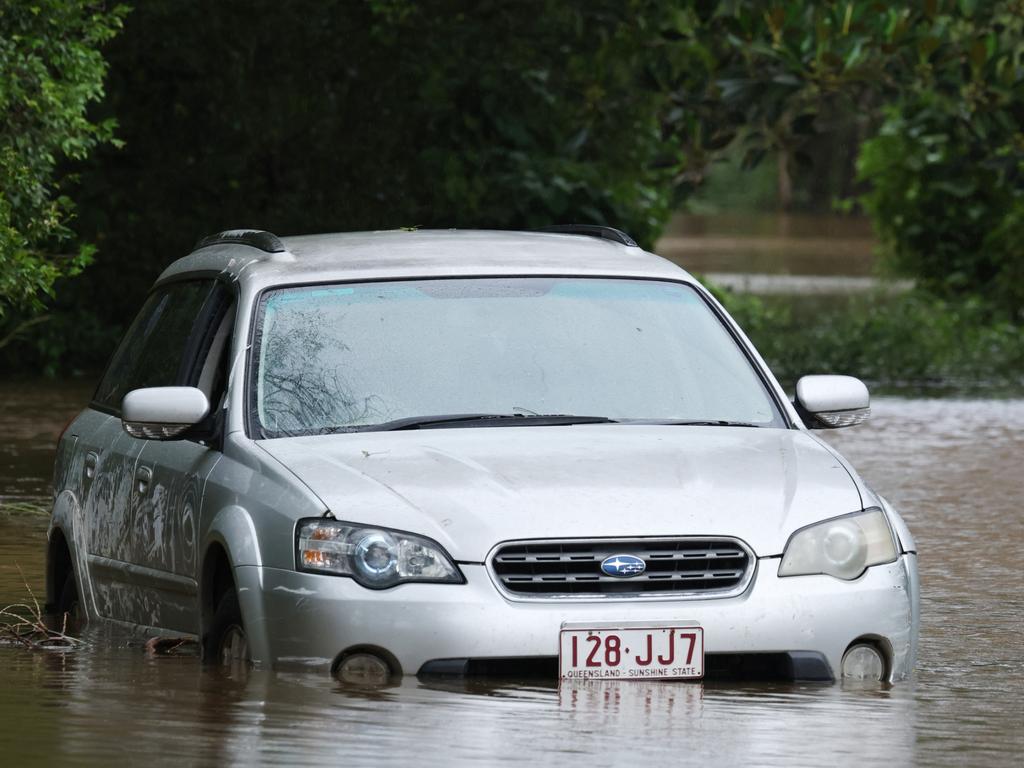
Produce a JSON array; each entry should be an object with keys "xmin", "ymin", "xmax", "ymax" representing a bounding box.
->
[
  {"xmin": 794, "ymin": 375, "xmax": 870, "ymax": 429},
  {"xmin": 121, "ymin": 387, "xmax": 210, "ymax": 440}
]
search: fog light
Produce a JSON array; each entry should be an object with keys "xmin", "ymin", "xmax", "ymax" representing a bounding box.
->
[
  {"xmin": 841, "ymin": 643, "xmax": 885, "ymax": 681},
  {"xmin": 336, "ymin": 653, "xmax": 392, "ymax": 686}
]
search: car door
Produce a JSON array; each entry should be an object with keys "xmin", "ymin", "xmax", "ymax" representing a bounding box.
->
[
  {"xmin": 75, "ymin": 410, "xmax": 145, "ymax": 623},
  {"xmin": 83, "ymin": 278, "xmax": 224, "ymax": 627},
  {"xmin": 125, "ymin": 282, "xmax": 235, "ymax": 633}
]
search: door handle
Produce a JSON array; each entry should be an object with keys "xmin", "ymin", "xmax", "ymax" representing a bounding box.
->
[
  {"xmin": 84, "ymin": 451, "xmax": 99, "ymax": 480},
  {"xmin": 135, "ymin": 466, "xmax": 153, "ymax": 496}
]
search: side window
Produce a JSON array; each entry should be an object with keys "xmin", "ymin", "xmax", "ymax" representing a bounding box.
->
[{"xmin": 93, "ymin": 280, "xmax": 223, "ymax": 410}]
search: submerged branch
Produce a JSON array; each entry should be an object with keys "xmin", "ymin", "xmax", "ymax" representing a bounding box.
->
[{"xmin": 0, "ymin": 567, "xmax": 81, "ymax": 651}]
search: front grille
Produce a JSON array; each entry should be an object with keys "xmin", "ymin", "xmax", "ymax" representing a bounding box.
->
[{"xmin": 491, "ymin": 538, "xmax": 753, "ymax": 598}]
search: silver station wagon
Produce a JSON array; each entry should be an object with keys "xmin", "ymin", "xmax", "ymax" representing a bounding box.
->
[{"xmin": 47, "ymin": 226, "xmax": 919, "ymax": 684}]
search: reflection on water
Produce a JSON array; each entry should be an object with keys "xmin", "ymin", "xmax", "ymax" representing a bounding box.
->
[
  {"xmin": 0, "ymin": 649, "xmax": 925, "ymax": 767},
  {"xmin": 1, "ymin": 384, "xmax": 1023, "ymax": 766}
]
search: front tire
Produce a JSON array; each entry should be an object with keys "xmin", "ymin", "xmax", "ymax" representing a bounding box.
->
[{"xmin": 203, "ymin": 589, "xmax": 250, "ymax": 666}]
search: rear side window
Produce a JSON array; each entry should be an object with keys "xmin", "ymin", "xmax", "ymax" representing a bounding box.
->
[{"xmin": 93, "ymin": 280, "xmax": 221, "ymax": 410}]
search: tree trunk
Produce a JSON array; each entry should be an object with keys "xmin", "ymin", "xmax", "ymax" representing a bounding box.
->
[{"xmin": 777, "ymin": 148, "xmax": 793, "ymax": 210}]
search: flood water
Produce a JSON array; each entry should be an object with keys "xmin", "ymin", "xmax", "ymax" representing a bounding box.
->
[
  {"xmin": 1, "ymin": 378, "xmax": 1022, "ymax": 766},
  {"xmin": 654, "ymin": 213, "xmax": 917, "ymax": 294},
  {"xmin": 657, "ymin": 212, "xmax": 878, "ymax": 276}
]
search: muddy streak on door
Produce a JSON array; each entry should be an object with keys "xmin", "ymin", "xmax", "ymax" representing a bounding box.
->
[
  {"xmin": 75, "ymin": 408, "xmax": 145, "ymax": 623},
  {"xmin": 127, "ymin": 438, "xmax": 220, "ymax": 632}
]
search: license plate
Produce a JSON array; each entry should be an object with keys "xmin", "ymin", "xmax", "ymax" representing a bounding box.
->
[{"xmin": 559, "ymin": 623, "xmax": 704, "ymax": 681}]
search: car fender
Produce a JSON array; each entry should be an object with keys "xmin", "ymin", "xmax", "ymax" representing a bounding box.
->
[
  {"xmin": 201, "ymin": 504, "xmax": 273, "ymax": 664},
  {"xmin": 203, "ymin": 504, "xmax": 263, "ymax": 568},
  {"xmin": 879, "ymin": 495, "xmax": 917, "ymax": 554}
]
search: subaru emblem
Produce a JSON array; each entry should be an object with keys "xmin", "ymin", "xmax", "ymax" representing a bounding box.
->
[{"xmin": 600, "ymin": 554, "xmax": 646, "ymax": 578}]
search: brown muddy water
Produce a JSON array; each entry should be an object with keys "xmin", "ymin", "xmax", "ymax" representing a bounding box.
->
[
  {"xmin": 1, "ymin": 380, "xmax": 1022, "ymax": 766},
  {"xmin": 657, "ymin": 212, "xmax": 878, "ymax": 276},
  {"xmin": 654, "ymin": 213, "xmax": 917, "ymax": 295}
]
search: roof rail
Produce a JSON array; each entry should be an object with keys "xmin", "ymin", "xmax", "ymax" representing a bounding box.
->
[
  {"xmin": 194, "ymin": 229, "xmax": 286, "ymax": 253},
  {"xmin": 539, "ymin": 224, "xmax": 638, "ymax": 247}
]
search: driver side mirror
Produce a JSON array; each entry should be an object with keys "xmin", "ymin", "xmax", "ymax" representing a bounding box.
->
[
  {"xmin": 794, "ymin": 375, "xmax": 870, "ymax": 429},
  {"xmin": 121, "ymin": 387, "xmax": 210, "ymax": 440}
]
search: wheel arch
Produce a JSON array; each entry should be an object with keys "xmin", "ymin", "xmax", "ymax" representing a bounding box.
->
[
  {"xmin": 46, "ymin": 526, "xmax": 74, "ymax": 611},
  {"xmin": 46, "ymin": 489, "xmax": 82, "ymax": 611},
  {"xmin": 200, "ymin": 540, "xmax": 235, "ymax": 632},
  {"xmin": 199, "ymin": 504, "xmax": 271, "ymax": 665}
]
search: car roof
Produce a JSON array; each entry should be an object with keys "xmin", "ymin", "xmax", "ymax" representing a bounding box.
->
[{"xmin": 157, "ymin": 229, "xmax": 695, "ymax": 290}]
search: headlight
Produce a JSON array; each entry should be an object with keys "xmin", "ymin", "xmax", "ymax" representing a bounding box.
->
[
  {"xmin": 778, "ymin": 508, "xmax": 897, "ymax": 580},
  {"xmin": 296, "ymin": 518, "xmax": 464, "ymax": 589}
]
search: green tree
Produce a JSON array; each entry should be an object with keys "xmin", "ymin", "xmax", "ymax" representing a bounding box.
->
[
  {"xmin": 0, "ymin": 0, "xmax": 127, "ymax": 347},
  {"xmin": 677, "ymin": 3, "xmax": 943, "ymax": 208},
  {"xmin": 684, "ymin": 2, "xmax": 1023, "ymax": 317},
  {"xmin": 857, "ymin": 1, "xmax": 1024, "ymax": 319},
  {"xmin": 60, "ymin": 1, "xmax": 728, "ymax": 341},
  {"xmin": 4, "ymin": 0, "xmax": 1021, "ymax": 374}
]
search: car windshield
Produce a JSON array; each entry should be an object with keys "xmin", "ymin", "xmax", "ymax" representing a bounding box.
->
[{"xmin": 251, "ymin": 277, "xmax": 783, "ymax": 436}]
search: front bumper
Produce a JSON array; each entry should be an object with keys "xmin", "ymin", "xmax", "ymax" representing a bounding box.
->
[{"xmin": 234, "ymin": 553, "xmax": 919, "ymax": 682}]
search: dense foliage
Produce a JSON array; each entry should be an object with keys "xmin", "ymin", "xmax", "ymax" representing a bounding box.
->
[
  {"xmin": 0, "ymin": 1, "xmax": 127, "ymax": 343},
  {"xmin": 63, "ymin": 0, "xmax": 726, "ymax": 332},
  {"xmin": 695, "ymin": 1, "xmax": 1023, "ymax": 320},
  {"xmin": 857, "ymin": 2, "xmax": 1024, "ymax": 320},
  {"xmin": 0, "ymin": 0, "xmax": 1021, "ymax": 384},
  {"xmin": 718, "ymin": 288, "xmax": 1024, "ymax": 392}
]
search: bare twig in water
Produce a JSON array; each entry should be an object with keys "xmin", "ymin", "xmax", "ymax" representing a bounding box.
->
[{"xmin": 0, "ymin": 567, "xmax": 81, "ymax": 651}]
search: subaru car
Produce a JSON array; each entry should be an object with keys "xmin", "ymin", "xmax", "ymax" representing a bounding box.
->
[{"xmin": 46, "ymin": 226, "xmax": 919, "ymax": 684}]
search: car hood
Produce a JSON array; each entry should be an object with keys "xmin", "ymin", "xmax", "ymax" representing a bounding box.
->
[{"xmin": 257, "ymin": 425, "xmax": 863, "ymax": 560}]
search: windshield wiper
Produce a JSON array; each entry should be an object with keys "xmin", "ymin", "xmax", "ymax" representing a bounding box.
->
[
  {"xmin": 648, "ymin": 419, "xmax": 765, "ymax": 428},
  {"xmin": 350, "ymin": 413, "xmax": 620, "ymax": 432}
]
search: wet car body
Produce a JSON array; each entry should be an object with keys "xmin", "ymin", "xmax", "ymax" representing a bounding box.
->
[{"xmin": 46, "ymin": 228, "xmax": 919, "ymax": 682}]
